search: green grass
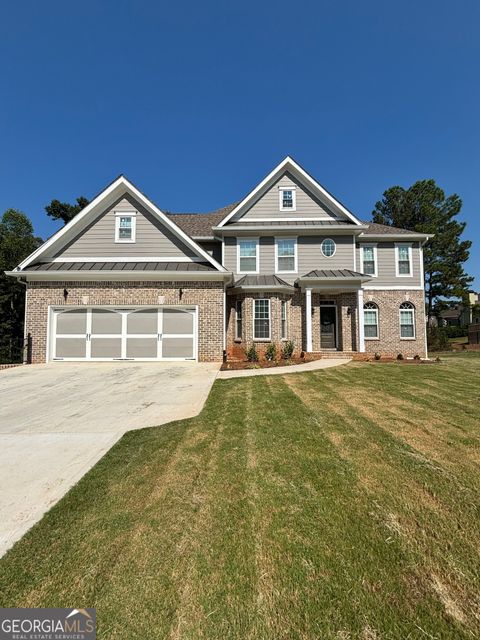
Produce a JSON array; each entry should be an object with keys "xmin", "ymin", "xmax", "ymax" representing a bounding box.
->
[
  {"xmin": 449, "ymin": 335, "xmax": 468, "ymax": 344},
  {"xmin": 1, "ymin": 353, "xmax": 480, "ymax": 639}
]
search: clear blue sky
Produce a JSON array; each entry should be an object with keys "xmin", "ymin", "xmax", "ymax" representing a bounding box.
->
[{"xmin": 1, "ymin": 0, "xmax": 478, "ymax": 287}]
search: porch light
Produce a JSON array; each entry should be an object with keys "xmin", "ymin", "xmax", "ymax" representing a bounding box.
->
[{"xmin": 63, "ymin": 288, "xmax": 68, "ymax": 301}]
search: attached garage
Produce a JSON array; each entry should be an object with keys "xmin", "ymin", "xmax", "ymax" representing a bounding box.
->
[{"xmin": 49, "ymin": 306, "xmax": 197, "ymax": 361}]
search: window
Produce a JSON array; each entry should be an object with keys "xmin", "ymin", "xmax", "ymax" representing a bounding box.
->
[
  {"xmin": 276, "ymin": 238, "xmax": 297, "ymax": 272},
  {"xmin": 279, "ymin": 188, "xmax": 296, "ymax": 211},
  {"xmin": 238, "ymin": 238, "xmax": 258, "ymax": 273},
  {"xmin": 115, "ymin": 213, "xmax": 136, "ymax": 242},
  {"xmin": 235, "ymin": 300, "xmax": 243, "ymax": 340},
  {"xmin": 253, "ymin": 299, "xmax": 270, "ymax": 340},
  {"xmin": 321, "ymin": 238, "xmax": 336, "ymax": 257},
  {"xmin": 363, "ymin": 302, "xmax": 379, "ymax": 339},
  {"xmin": 281, "ymin": 300, "xmax": 287, "ymax": 339},
  {"xmin": 399, "ymin": 301, "xmax": 415, "ymax": 338},
  {"xmin": 361, "ymin": 244, "xmax": 377, "ymax": 276},
  {"xmin": 396, "ymin": 243, "xmax": 412, "ymax": 276}
]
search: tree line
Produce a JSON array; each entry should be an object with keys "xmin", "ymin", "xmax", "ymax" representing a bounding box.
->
[{"xmin": 0, "ymin": 180, "xmax": 474, "ymax": 362}]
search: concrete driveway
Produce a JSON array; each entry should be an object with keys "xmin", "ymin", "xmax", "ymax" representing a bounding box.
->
[{"xmin": 0, "ymin": 361, "xmax": 219, "ymax": 557}]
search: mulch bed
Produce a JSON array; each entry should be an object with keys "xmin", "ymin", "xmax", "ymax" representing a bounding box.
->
[{"xmin": 220, "ymin": 355, "xmax": 323, "ymax": 371}]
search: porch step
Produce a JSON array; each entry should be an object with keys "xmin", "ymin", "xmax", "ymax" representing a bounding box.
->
[{"xmin": 316, "ymin": 351, "xmax": 355, "ymax": 359}]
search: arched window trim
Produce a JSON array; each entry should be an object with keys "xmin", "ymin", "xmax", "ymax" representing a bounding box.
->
[
  {"xmin": 363, "ymin": 301, "xmax": 379, "ymax": 340},
  {"xmin": 399, "ymin": 301, "xmax": 416, "ymax": 339}
]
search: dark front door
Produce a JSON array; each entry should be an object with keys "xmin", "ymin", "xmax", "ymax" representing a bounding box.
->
[{"xmin": 320, "ymin": 307, "xmax": 337, "ymax": 349}]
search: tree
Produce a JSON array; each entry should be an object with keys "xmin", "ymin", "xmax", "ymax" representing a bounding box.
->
[
  {"xmin": 0, "ymin": 210, "xmax": 42, "ymax": 362},
  {"xmin": 372, "ymin": 180, "xmax": 473, "ymax": 319},
  {"xmin": 45, "ymin": 196, "xmax": 89, "ymax": 224}
]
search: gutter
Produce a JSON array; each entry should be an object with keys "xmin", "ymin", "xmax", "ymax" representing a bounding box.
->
[{"xmin": 5, "ymin": 270, "xmax": 234, "ymax": 284}]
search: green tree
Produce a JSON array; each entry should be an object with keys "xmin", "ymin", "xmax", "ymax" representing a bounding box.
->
[
  {"xmin": 372, "ymin": 180, "xmax": 473, "ymax": 319},
  {"xmin": 45, "ymin": 196, "xmax": 89, "ymax": 224},
  {"xmin": 0, "ymin": 210, "xmax": 42, "ymax": 362}
]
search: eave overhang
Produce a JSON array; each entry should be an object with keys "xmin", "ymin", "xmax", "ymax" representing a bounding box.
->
[{"xmin": 6, "ymin": 270, "xmax": 233, "ymax": 283}]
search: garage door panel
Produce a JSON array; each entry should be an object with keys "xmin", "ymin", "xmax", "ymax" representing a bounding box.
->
[
  {"xmin": 55, "ymin": 337, "xmax": 87, "ymax": 358},
  {"xmin": 162, "ymin": 337, "xmax": 194, "ymax": 358},
  {"xmin": 126, "ymin": 338, "xmax": 158, "ymax": 358},
  {"xmin": 90, "ymin": 338, "xmax": 122, "ymax": 358},
  {"xmin": 56, "ymin": 309, "xmax": 87, "ymax": 334},
  {"xmin": 163, "ymin": 309, "xmax": 194, "ymax": 335},
  {"xmin": 127, "ymin": 309, "xmax": 158, "ymax": 334},
  {"xmin": 91, "ymin": 309, "xmax": 122, "ymax": 334}
]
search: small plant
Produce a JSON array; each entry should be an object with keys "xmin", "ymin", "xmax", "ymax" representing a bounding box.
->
[
  {"xmin": 246, "ymin": 363, "xmax": 261, "ymax": 369},
  {"xmin": 264, "ymin": 343, "xmax": 277, "ymax": 362},
  {"xmin": 281, "ymin": 340, "xmax": 295, "ymax": 360},
  {"xmin": 397, "ymin": 353, "xmax": 404, "ymax": 360},
  {"xmin": 413, "ymin": 354, "xmax": 421, "ymax": 360},
  {"xmin": 245, "ymin": 344, "xmax": 259, "ymax": 362},
  {"xmin": 374, "ymin": 352, "xmax": 381, "ymax": 360},
  {"xmin": 435, "ymin": 356, "xmax": 442, "ymax": 362}
]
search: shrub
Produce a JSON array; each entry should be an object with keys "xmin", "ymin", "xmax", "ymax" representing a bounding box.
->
[
  {"xmin": 374, "ymin": 352, "xmax": 381, "ymax": 360},
  {"xmin": 397, "ymin": 353, "xmax": 404, "ymax": 360},
  {"xmin": 444, "ymin": 325, "xmax": 468, "ymax": 338},
  {"xmin": 264, "ymin": 343, "xmax": 277, "ymax": 361},
  {"xmin": 281, "ymin": 340, "xmax": 295, "ymax": 359},
  {"xmin": 427, "ymin": 326, "xmax": 451, "ymax": 351},
  {"xmin": 245, "ymin": 344, "xmax": 259, "ymax": 362},
  {"xmin": 413, "ymin": 354, "xmax": 421, "ymax": 360}
]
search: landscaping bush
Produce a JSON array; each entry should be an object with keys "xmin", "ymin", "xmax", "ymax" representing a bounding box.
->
[
  {"xmin": 397, "ymin": 353, "xmax": 404, "ymax": 360},
  {"xmin": 245, "ymin": 344, "xmax": 259, "ymax": 362},
  {"xmin": 444, "ymin": 325, "xmax": 468, "ymax": 338},
  {"xmin": 427, "ymin": 326, "xmax": 451, "ymax": 351},
  {"xmin": 281, "ymin": 340, "xmax": 295, "ymax": 359},
  {"xmin": 374, "ymin": 352, "xmax": 381, "ymax": 360},
  {"xmin": 264, "ymin": 343, "xmax": 277, "ymax": 361}
]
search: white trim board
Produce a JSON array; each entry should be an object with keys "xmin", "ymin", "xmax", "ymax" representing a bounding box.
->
[
  {"xmin": 17, "ymin": 176, "xmax": 226, "ymax": 273},
  {"xmin": 217, "ymin": 156, "xmax": 363, "ymax": 227}
]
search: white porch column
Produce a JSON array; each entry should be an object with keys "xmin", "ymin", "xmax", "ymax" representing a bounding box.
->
[
  {"xmin": 357, "ymin": 288, "xmax": 365, "ymax": 353},
  {"xmin": 305, "ymin": 287, "xmax": 313, "ymax": 352}
]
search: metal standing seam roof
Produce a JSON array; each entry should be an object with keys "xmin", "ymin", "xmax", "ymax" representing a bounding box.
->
[
  {"xmin": 23, "ymin": 261, "xmax": 217, "ymax": 272},
  {"xmin": 232, "ymin": 274, "xmax": 294, "ymax": 288},
  {"xmin": 220, "ymin": 220, "xmax": 357, "ymax": 228},
  {"xmin": 301, "ymin": 269, "xmax": 369, "ymax": 279}
]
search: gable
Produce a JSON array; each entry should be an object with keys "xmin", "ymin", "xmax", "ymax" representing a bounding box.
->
[
  {"xmin": 54, "ymin": 194, "xmax": 197, "ymax": 260},
  {"xmin": 233, "ymin": 171, "xmax": 340, "ymax": 223}
]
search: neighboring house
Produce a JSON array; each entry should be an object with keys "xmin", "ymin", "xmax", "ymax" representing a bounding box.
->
[
  {"xmin": 439, "ymin": 293, "xmax": 480, "ymax": 327},
  {"xmin": 7, "ymin": 157, "xmax": 431, "ymax": 363}
]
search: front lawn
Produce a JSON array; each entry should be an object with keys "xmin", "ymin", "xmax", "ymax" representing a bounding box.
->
[{"xmin": 1, "ymin": 354, "xmax": 479, "ymax": 639}]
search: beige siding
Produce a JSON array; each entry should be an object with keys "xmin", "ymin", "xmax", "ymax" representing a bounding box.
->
[
  {"xmin": 225, "ymin": 235, "xmax": 355, "ymax": 284},
  {"xmin": 56, "ymin": 195, "xmax": 197, "ymax": 259},
  {"xmin": 357, "ymin": 241, "xmax": 423, "ymax": 287},
  {"xmin": 234, "ymin": 172, "xmax": 339, "ymax": 222}
]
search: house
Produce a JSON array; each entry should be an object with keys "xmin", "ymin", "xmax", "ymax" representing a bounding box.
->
[
  {"xmin": 439, "ymin": 293, "xmax": 480, "ymax": 327},
  {"xmin": 7, "ymin": 157, "xmax": 431, "ymax": 363}
]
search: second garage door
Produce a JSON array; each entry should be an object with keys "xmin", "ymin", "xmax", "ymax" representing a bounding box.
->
[{"xmin": 51, "ymin": 306, "xmax": 197, "ymax": 361}]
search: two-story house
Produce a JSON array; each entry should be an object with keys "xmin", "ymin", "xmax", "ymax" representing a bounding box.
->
[{"xmin": 7, "ymin": 157, "xmax": 430, "ymax": 363}]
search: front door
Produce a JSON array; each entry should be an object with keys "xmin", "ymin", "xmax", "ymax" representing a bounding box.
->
[{"xmin": 320, "ymin": 306, "xmax": 337, "ymax": 349}]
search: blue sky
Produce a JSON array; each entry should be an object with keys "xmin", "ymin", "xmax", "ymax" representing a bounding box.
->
[{"xmin": 1, "ymin": 0, "xmax": 478, "ymax": 287}]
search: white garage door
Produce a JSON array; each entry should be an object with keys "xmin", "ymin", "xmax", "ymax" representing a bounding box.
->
[{"xmin": 51, "ymin": 307, "xmax": 197, "ymax": 361}]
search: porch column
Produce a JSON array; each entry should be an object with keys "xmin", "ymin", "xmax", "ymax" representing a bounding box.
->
[
  {"xmin": 357, "ymin": 288, "xmax": 365, "ymax": 352},
  {"xmin": 305, "ymin": 287, "xmax": 313, "ymax": 352}
]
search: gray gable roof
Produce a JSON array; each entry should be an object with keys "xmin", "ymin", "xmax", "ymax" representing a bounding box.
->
[{"xmin": 24, "ymin": 261, "xmax": 216, "ymax": 272}]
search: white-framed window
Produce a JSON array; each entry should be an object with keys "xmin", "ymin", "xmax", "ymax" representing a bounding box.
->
[
  {"xmin": 237, "ymin": 238, "xmax": 259, "ymax": 273},
  {"xmin": 360, "ymin": 244, "xmax": 377, "ymax": 276},
  {"xmin": 275, "ymin": 237, "xmax": 297, "ymax": 273},
  {"xmin": 321, "ymin": 238, "xmax": 336, "ymax": 258},
  {"xmin": 363, "ymin": 301, "xmax": 379, "ymax": 339},
  {"xmin": 281, "ymin": 300, "xmax": 287, "ymax": 340},
  {"xmin": 399, "ymin": 301, "xmax": 415, "ymax": 339},
  {"xmin": 115, "ymin": 212, "xmax": 136, "ymax": 243},
  {"xmin": 279, "ymin": 187, "xmax": 296, "ymax": 211},
  {"xmin": 395, "ymin": 243, "xmax": 413, "ymax": 277},
  {"xmin": 253, "ymin": 299, "xmax": 270, "ymax": 340},
  {"xmin": 235, "ymin": 300, "xmax": 243, "ymax": 340}
]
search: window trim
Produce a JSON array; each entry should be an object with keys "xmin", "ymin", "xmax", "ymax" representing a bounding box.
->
[
  {"xmin": 114, "ymin": 211, "xmax": 136, "ymax": 243},
  {"xmin": 399, "ymin": 301, "xmax": 416, "ymax": 340},
  {"xmin": 237, "ymin": 237, "xmax": 259, "ymax": 274},
  {"xmin": 321, "ymin": 238, "xmax": 336, "ymax": 258},
  {"xmin": 281, "ymin": 299, "xmax": 287, "ymax": 340},
  {"xmin": 278, "ymin": 187, "xmax": 297, "ymax": 212},
  {"xmin": 253, "ymin": 298, "xmax": 271, "ymax": 341},
  {"xmin": 363, "ymin": 301, "xmax": 379, "ymax": 340},
  {"xmin": 395, "ymin": 243, "xmax": 413, "ymax": 277},
  {"xmin": 360, "ymin": 243, "xmax": 378, "ymax": 277},
  {"xmin": 235, "ymin": 300, "xmax": 242, "ymax": 340},
  {"xmin": 275, "ymin": 237, "xmax": 298, "ymax": 274}
]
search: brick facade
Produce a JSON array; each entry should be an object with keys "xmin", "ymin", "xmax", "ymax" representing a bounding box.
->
[
  {"xmin": 226, "ymin": 288, "xmax": 427, "ymax": 359},
  {"xmin": 25, "ymin": 280, "xmax": 224, "ymax": 363}
]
